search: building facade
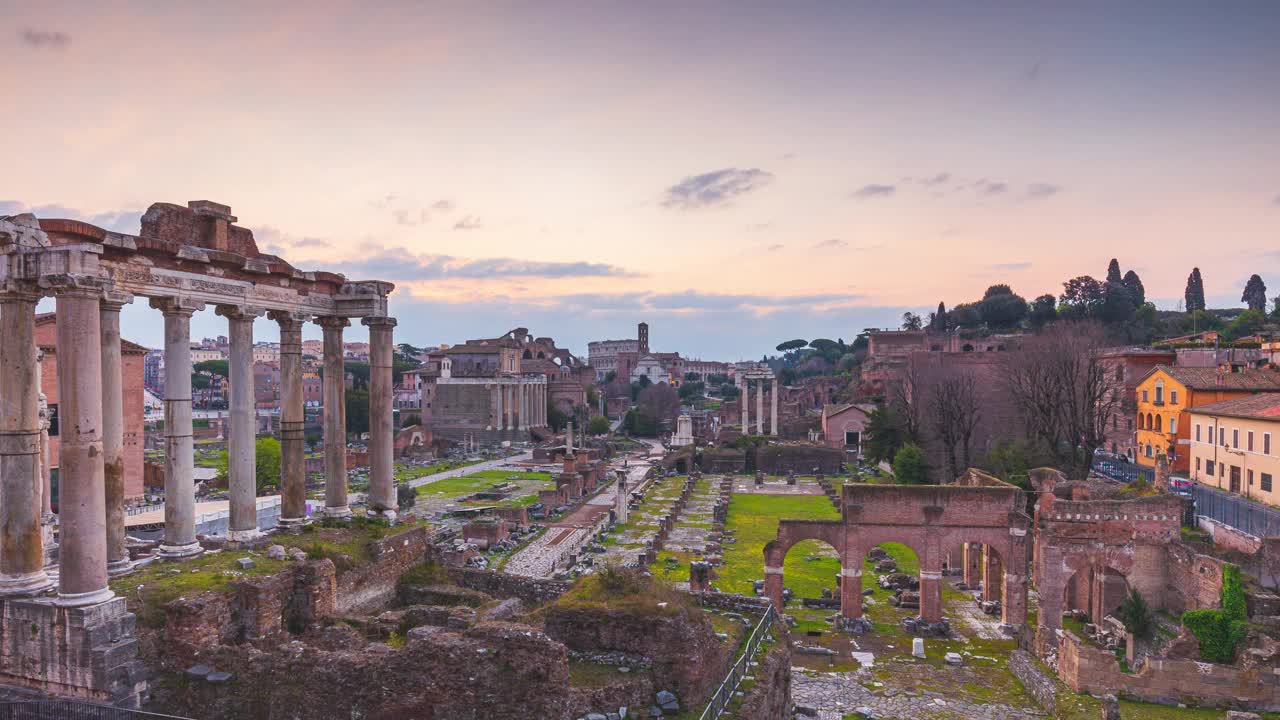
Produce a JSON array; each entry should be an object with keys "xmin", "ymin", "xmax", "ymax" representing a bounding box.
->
[{"xmin": 1187, "ymin": 394, "xmax": 1280, "ymax": 506}]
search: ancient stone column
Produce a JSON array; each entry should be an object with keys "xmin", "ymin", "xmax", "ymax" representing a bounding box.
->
[
  {"xmin": 741, "ymin": 380, "xmax": 749, "ymax": 434},
  {"xmin": 493, "ymin": 383, "xmax": 503, "ymax": 430},
  {"xmin": 770, "ymin": 379, "xmax": 779, "ymax": 436},
  {"xmin": 839, "ymin": 565, "xmax": 863, "ymax": 618},
  {"xmin": 963, "ymin": 542, "xmax": 983, "ymax": 587},
  {"xmin": 219, "ymin": 305, "xmax": 262, "ymax": 540},
  {"xmin": 273, "ymin": 311, "xmax": 308, "ymax": 529},
  {"xmin": 756, "ymin": 378, "xmax": 764, "ymax": 435},
  {"xmin": 0, "ymin": 292, "xmax": 54, "ymax": 596},
  {"xmin": 101, "ymin": 292, "xmax": 135, "ymax": 576},
  {"xmin": 983, "ymin": 546, "xmax": 1003, "ymax": 603},
  {"xmin": 919, "ymin": 535, "xmax": 944, "ymax": 623},
  {"xmin": 151, "ymin": 297, "xmax": 204, "ymax": 559},
  {"xmin": 317, "ymin": 317, "xmax": 351, "ymax": 518},
  {"xmin": 504, "ymin": 384, "xmax": 514, "ymax": 431},
  {"xmin": 363, "ymin": 317, "xmax": 397, "ymax": 521},
  {"xmin": 56, "ymin": 286, "xmax": 115, "ymax": 605}
]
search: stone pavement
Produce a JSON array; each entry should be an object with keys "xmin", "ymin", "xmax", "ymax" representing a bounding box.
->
[{"xmin": 792, "ymin": 669, "xmax": 1044, "ymax": 720}]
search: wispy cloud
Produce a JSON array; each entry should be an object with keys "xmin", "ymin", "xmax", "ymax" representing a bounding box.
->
[
  {"xmin": 974, "ymin": 179, "xmax": 1008, "ymax": 196},
  {"xmin": 20, "ymin": 29, "xmax": 69, "ymax": 50},
  {"xmin": 851, "ymin": 184, "xmax": 895, "ymax": 199},
  {"xmin": 766, "ymin": 243, "xmax": 784, "ymax": 252},
  {"xmin": 1024, "ymin": 183, "xmax": 1062, "ymax": 200},
  {"xmin": 987, "ymin": 261, "xmax": 1033, "ymax": 271},
  {"xmin": 0, "ymin": 200, "xmax": 140, "ymax": 233},
  {"xmin": 1272, "ymin": 193, "xmax": 1280, "ymax": 207},
  {"xmin": 813, "ymin": 238, "xmax": 847, "ymax": 249},
  {"xmin": 333, "ymin": 246, "xmax": 635, "ymax": 281},
  {"xmin": 453, "ymin": 215, "xmax": 483, "ymax": 230},
  {"xmin": 660, "ymin": 168, "xmax": 774, "ymax": 210}
]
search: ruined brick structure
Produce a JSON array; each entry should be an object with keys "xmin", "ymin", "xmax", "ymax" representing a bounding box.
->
[{"xmin": 765, "ymin": 470, "xmax": 1029, "ymax": 628}]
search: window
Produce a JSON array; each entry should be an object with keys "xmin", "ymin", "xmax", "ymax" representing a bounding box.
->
[
  {"xmin": 1220, "ymin": 427, "xmax": 1226, "ymax": 445},
  {"xmin": 1248, "ymin": 469, "xmax": 1255, "ymax": 486},
  {"xmin": 1170, "ymin": 417, "xmax": 1177, "ymax": 434},
  {"xmin": 1170, "ymin": 390, "xmax": 1179, "ymax": 404},
  {"xmin": 1146, "ymin": 444, "xmax": 1153, "ymax": 458},
  {"xmin": 1195, "ymin": 424, "xmax": 1202, "ymax": 442},
  {"xmin": 1221, "ymin": 462, "xmax": 1226, "ymax": 477},
  {"xmin": 1206, "ymin": 459, "xmax": 1216, "ymax": 475},
  {"xmin": 1155, "ymin": 415, "xmax": 1163, "ymax": 432},
  {"xmin": 1248, "ymin": 431, "xmax": 1255, "ymax": 452},
  {"xmin": 1155, "ymin": 382, "xmax": 1164, "ymax": 403},
  {"xmin": 1142, "ymin": 389, "xmax": 1149, "ymax": 403},
  {"xmin": 1233, "ymin": 429, "xmax": 1239, "ymax": 449},
  {"xmin": 1266, "ymin": 433, "xmax": 1272, "ymax": 455},
  {"xmin": 1263, "ymin": 473, "xmax": 1274, "ymax": 493},
  {"xmin": 1196, "ymin": 457, "xmax": 1201, "ymax": 472}
]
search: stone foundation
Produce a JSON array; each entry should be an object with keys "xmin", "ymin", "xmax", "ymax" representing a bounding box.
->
[{"xmin": 0, "ymin": 597, "xmax": 148, "ymax": 707}]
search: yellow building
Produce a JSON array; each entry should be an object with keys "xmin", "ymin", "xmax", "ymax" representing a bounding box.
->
[
  {"xmin": 1187, "ymin": 394, "xmax": 1280, "ymax": 507},
  {"xmin": 1134, "ymin": 366, "xmax": 1280, "ymax": 474}
]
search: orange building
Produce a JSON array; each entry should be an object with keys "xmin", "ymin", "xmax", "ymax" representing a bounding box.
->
[{"xmin": 1134, "ymin": 365, "xmax": 1280, "ymax": 473}]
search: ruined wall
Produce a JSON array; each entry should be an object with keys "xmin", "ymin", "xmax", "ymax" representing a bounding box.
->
[
  {"xmin": 1164, "ymin": 543, "xmax": 1225, "ymax": 614},
  {"xmin": 1056, "ymin": 631, "xmax": 1280, "ymax": 712},
  {"xmin": 1198, "ymin": 516, "xmax": 1265, "ymax": 555},
  {"xmin": 734, "ymin": 638, "xmax": 792, "ymax": 720},
  {"xmin": 1008, "ymin": 649, "xmax": 1057, "ymax": 715},
  {"xmin": 445, "ymin": 567, "xmax": 571, "ymax": 606},
  {"xmin": 754, "ymin": 444, "xmax": 843, "ymax": 474},
  {"xmin": 337, "ymin": 525, "xmax": 434, "ymax": 614}
]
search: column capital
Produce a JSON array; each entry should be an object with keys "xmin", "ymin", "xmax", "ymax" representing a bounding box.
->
[
  {"xmin": 315, "ymin": 316, "xmax": 351, "ymax": 330},
  {"xmin": 149, "ymin": 296, "xmax": 205, "ymax": 316},
  {"xmin": 44, "ymin": 273, "xmax": 110, "ymax": 298},
  {"xmin": 214, "ymin": 304, "xmax": 265, "ymax": 321},
  {"xmin": 99, "ymin": 289, "xmax": 134, "ymax": 312},
  {"xmin": 361, "ymin": 316, "xmax": 397, "ymax": 329},
  {"xmin": 268, "ymin": 309, "xmax": 309, "ymax": 329},
  {"xmin": 0, "ymin": 284, "xmax": 44, "ymax": 303}
]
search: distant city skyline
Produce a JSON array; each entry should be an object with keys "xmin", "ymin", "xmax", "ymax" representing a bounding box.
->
[{"xmin": 5, "ymin": 1, "xmax": 1278, "ymax": 358}]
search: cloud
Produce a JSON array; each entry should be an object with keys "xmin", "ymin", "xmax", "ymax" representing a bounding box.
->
[
  {"xmin": 974, "ymin": 179, "xmax": 1008, "ymax": 196},
  {"xmin": 851, "ymin": 184, "xmax": 895, "ymax": 199},
  {"xmin": 292, "ymin": 237, "xmax": 332, "ymax": 249},
  {"xmin": 1273, "ymin": 193, "xmax": 1280, "ymax": 207},
  {"xmin": 20, "ymin": 29, "xmax": 69, "ymax": 50},
  {"xmin": 660, "ymin": 168, "xmax": 774, "ymax": 210},
  {"xmin": 988, "ymin": 261, "xmax": 1033, "ymax": 271},
  {"xmin": 1025, "ymin": 183, "xmax": 1062, "ymax": 200},
  {"xmin": 331, "ymin": 246, "xmax": 635, "ymax": 282},
  {"xmin": 634, "ymin": 290, "xmax": 861, "ymax": 312},
  {"xmin": 393, "ymin": 209, "xmax": 430, "ymax": 226},
  {"xmin": 0, "ymin": 200, "xmax": 140, "ymax": 233},
  {"xmin": 813, "ymin": 238, "xmax": 847, "ymax": 249},
  {"xmin": 431, "ymin": 200, "xmax": 454, "ymax": 211},
  {"xmin": 453, "ymin": 215, "xmax": 483, "ymax": 230},
  {"xmin": 766, "ymin": 244, "xmax": 784, "ymax": 252}
]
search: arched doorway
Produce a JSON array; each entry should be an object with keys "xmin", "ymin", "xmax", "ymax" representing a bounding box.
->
[
  {"xmin": 763, "ymin": 522, "xmax": 852, "ymax": 620},
  {"xmin": 1062, "ymin": 565, "xmax": 1132, "ymax": 628}
]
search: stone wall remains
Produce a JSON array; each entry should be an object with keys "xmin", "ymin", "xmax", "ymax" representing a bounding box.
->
[
  {"xmin": 1008, "ymin": 649, "xmax": 1056, "ymax": 714},
  {"xmin": 337, "ymin": 525, "xmax": 434, "ymax": 614},
  {"xmin": 1198, "ymin": 516, "xmax": 1265, "ymax": 555},
  {"xmin": 1056, "ymin": 631, "xmax": 1280, "ymax": 712},
  {"xmin": 734, "ymin": 637, "xmax": 792, "ymax": 720},
  {"xmin": 445, "ymin": 567, "xmax": 571, "ymax": 606},
  {"xmin": 754, "ymin": 444, "xmax": 844, "ymax": 474},
  {"xmin": 1164, "ymin": 542, "xmax": 1225, "ymax": 614}
]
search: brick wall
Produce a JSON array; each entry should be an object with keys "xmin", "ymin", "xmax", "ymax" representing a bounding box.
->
[{"xmin": 336, "ymin": 525, "xmax": 433, "ymax": 614}]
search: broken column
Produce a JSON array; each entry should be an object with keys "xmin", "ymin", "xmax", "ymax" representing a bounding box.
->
[
  {"xmin": 364, "ymin": 316, "xmax": 397, "ymax": 521},
  {"xmin": 0, "ymin": 291, "xmax": 54, "ymax": 595},
  {"xmin": 273, "ymin": 311, "xmax": 308, "ymax": 529},
  {"xmin": 101, "ymin": 291, "xmax": 134, "ymax": 575},
  {"xmin": 152, "ymin": 296, "xmax": 204, "ymax": 559}
]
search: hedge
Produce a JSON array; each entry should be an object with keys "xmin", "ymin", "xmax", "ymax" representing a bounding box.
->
[{"xmin": 1181, "ymin": 563, "xmax": 1248, "ymax": 663}]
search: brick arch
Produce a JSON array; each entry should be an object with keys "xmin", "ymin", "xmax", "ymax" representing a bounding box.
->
[{"xmin": 763, "ymin": 519, "xmax": 848, "ymax": 617}]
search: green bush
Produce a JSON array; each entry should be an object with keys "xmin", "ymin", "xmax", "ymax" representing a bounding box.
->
[
  {"xmin": 892, "ymin": 443, "xmax": 928, "ymax": 485},
  {"xmin": 1181, "ymin": 563, "xmax": 1248, "ymax": 663},
  {"xmin": 1117, "ymin": 589, "xmax": 1153, "ymax": 640}
]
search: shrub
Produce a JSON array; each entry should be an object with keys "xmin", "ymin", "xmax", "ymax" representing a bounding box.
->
[
  {"xmin": 397, "ymin": 483, "xmax": 417, "ymax": 511},
  {"xmin": 1117, "ymin": 589, "xmax": 1153, "ymax": 640},
  {"xmin": 892, "ymin": 443, "xmax": 928, "ymax": 485},
  {"xmin": 1181, "ymin": 563, "xmax": 1248, "ymax": 663}
]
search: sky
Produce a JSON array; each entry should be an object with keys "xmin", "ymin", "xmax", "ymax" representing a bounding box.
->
[{"xmin": 3, "ymin": 1, "xmax": 1279, "ymax": 359}]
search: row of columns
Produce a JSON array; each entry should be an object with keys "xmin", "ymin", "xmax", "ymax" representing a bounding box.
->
[
  {"xmin": 0, "ymin": 286, "xmax": 398, "ymax": 607},
  {"xmin": 739, "ymin": 377, "xmax": 779, "ymax": 436},
  {"xmin": 491, "ymin": 379, "xmax": 547, "ymax": 431}
]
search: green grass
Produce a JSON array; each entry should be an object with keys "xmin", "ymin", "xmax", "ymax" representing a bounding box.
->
[
  {"xmin": 414, "ymin": 470, "xmax": 554, "ymax": 499},
  {"xmin": 394, "ymin": 458, "xmax": 482, "ymax": 481},
  {"xmin": 714, "ymin": 494, "xmax": 840, "ymax": 598},
  {"xmin": 112, "ymin": 551, "xmax": 290, "ymax": 628}
]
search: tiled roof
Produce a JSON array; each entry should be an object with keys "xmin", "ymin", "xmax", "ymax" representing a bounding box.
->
[
  {"xmin": 1150, "ymin": 365, "xmax": 1280, "ymax": 391},
  {"xmin": 1187, "ymin": 394, "xmax": 1280, "ymax": 421}
]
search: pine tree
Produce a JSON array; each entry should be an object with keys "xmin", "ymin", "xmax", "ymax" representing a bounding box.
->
[
  {"xmin": 1185, "ymin": 267, "xmax": 1206, "ymax": 312},
  {"xmin": 1242, "ymin": 274, "xmax": 1267, "ymax": 312},
  {"xmin": 1122, "ymin": 270, "xmax": 1145, "ymax": 306},
  {"xmin": 1106, "ymin": 258, "xmax": 1122, "ymax": 284}
]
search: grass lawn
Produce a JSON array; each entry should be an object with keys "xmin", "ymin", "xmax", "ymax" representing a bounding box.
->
[
  {"xmin": 414, "ymin": 470, "xmax": 554, "ymax": 500},
  {"xmin": 394, "ymin": 458, "xmax": 482, "ymax": 481},
  {"xmin": 714, "ymin": 493, "xmax": 840, "ymax": 598}
]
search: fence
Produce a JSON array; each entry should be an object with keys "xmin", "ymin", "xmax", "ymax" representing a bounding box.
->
[
  {"xmin": 0, "ymin": 701, "xmax": 191, "ymax": 720},
  {"xmin": 1091, "ymin": 456, "xmax": 1152, "ymax": 484},
  {"xmin": 1193, "ymin": 483, "xmax": 1280, "ymax": 539},
  {"xmin": 698, "ymin": 603, "xmax": 777, "ymax": 720}
]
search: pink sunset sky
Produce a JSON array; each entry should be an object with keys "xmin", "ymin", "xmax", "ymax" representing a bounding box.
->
[{"xmin": 3, "ymin": 2, "xmax": 1278, "ymax": 358}]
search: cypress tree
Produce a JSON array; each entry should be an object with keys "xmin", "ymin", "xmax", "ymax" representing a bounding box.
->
[
  {"xmin": 934, "ymin": 302, "xmax": 947, "ymax": 330},
  {"xmin": 1242, "ymin": 274, "xmax": 1267, "ymax": 312},
  {"xmin": 1106, "ymin": 258, "xmax": 1122, "ymax": 284},
  {"xmin": 1185, "ymin": 267, "xmax": 1206, "ymax": 312},
  {"xmin": 1122, "ymin": 270, "xmax": 1145, "ymax": 306}
]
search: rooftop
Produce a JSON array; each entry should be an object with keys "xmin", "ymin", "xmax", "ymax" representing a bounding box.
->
[
  {"xmin": 1146, "ymin": 365, "xmax": 1280, "ymax": 391},
  {"xmin": 1186, "ymin": 394, "xmax": 1280, "ymax": 421}
]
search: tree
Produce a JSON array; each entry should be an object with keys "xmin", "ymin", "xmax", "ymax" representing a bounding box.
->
[
  {"xmin": 194, "ymin": 359, "xmax": 229, "ymax": 378},
  {"xmin": 603, "ymin": 370, "xmax": 617, "ymax": 383},
  {"xmin": 1185, "ymin": 267, "xmax": 1206, "ymax": 312},
  {"xmin": 677, "ymin": 381, "xmax": 705, "ymax": 401},
  {"xmin": 547, "ymin": 405, "xmax": 569, "ymax": 432},
  {"xmin": 1059, "ymin": 276, "xmax": 1105, "ymax": 319},
  {"xmin": 397, "ymin": 484, "xmax": 417, "ymax": 512},
  {"xmin": 587, "ymin": 416, "xmax": 611, "ymax": 436},
  {"xmin": 346, "ymin": 362, "xmax": 371, "ymax": 390},
  {"xmin": 401, "ymin": 413, "xmax": 421, "ymax": 428},
  {"xmin": 775, "ymin": 339, "xmax": 808, "ymax": 353},
  {"xmin": 1099, "ymin": 281, "xmax": 1137, "ymax": 323},
  {"xmin": 1002, "ymin": 322, "xmax": 1120, "ymax": 479},
  {"xmin": 980, "ymin": 289, "xmax": 1028, "ymax": 328},
  {"xmin": 901, "ymin": 312, "xmax": 923, "ymax": 330},
  {"xmin": 863, "ymin": 404, "xmax": 905, "ymax": 464},
  {"xmin": 586, "ymin": 386, "xmax": 599, "ymax": 408},
  {"xmin": 931, "ymin": 302, "xmax": 947, "ymax": 331},
  {"xmin": 345, "ymin": 388, "xmax": 370, "ymax": 435},
  {"xmin": 254, "ymin": 437, "xmax": 282, "ymax": 492},
  {"xmin": 946, "ymin": 302, "xmax": 981, "ymax": 329},
  {"xmin": 1122, "ymin": 270, "xmax": 1145, "ymax": 306},
  {"xmin": 1273, "ymin": 297, "xmax": 1280, "ymax": 323},
  {"xmin": 637, "ymin": 383, "xmax": 680, "ymax": 428},
  {"xmin": 1117, "ymin": 588, "xmax": 1153, "ymax": 640},
  {"xmin": 191, "ymin": 373, "xmax": 212, "ymax": 390},
  {"xmin": 1226, "ymin": 309, "xmax": 1266, "ymax": 340},
  {"xmin": 1242, "ymin": 274, "xmax": 1268, "ymax": 312},
  {"xmin": 927, "ymin": 369, "xmax": 981, "ymax": 482},
  {"xmin": 892, "ymin": 443, "xmax": 928, "ymax": 485},
  {"xmin": 1106, "ymin": 258, "xmax": 1123, "ymax": 284},
  {"xmin": 1029, "ymin": 294, "xmax": 1058, "ymax": 328}
]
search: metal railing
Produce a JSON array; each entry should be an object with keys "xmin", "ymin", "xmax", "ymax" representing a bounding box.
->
[
  {"xmin": 0, "ymin": 701, "xmax": 192, "ymax": 720},
  {"xmin": 1194, "ymin": 483, "xmax": 1280, "ymax": 538},
  {"xmin": 698, "ymin": 603, "xmax": 777, "ymax": 720}
]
